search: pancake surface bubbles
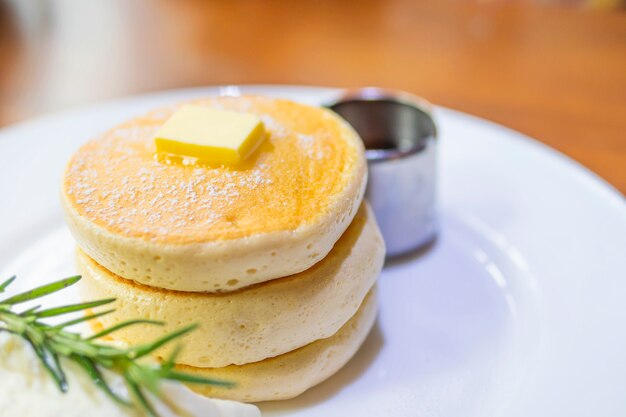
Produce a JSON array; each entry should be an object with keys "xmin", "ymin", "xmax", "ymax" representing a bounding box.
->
[{"xmin": 62, "ymin": 96, "xmax": 367, "ymax": 292}]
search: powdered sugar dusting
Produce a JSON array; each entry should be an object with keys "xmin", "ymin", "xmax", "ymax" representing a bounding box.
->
[{"xmin": 64, "ymin": 96, "xmax": 356, "ymax": 243}]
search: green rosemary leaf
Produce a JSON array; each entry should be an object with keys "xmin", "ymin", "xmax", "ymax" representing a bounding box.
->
[
  {"xmin": 47, "ymin": 333, "xmax": 97, "ymax": 357},
  {"xmin": 26, "ymin": 338, "xmax": 68, "ymax": 392},
  {"xmin": 93, "ymin": 344, "xmax": 131, "ymax": 359},
  {"xmin": 36, "ymin": 298, "xmax": 116, "ymax": 318},
  {"xmin": 49, "ymin": 346, "xmax": 68, "ymax": 391},
  {"xmin": 164, "ymin": 371, "xmax": 234, "ymax": 388},
  {"xmin": 46, "ymin": 339, "xmax": 75, "ymax": 357},
  {"xmin": 87, "ymin": 319, "xmax": 164, "ymax": 340},
  {"xmin": 125, "ymin": 375, "xmax": 158, "ymax": 417},
  {"xmin": 95, "ymin": 356, "xmax": 115, "ymax": 369},
  {"xmin": 128, "ymin": 324, "xmax": 197, "ymax": 359},
  {"xmin": 0, "ymin": 276, "xmax": 16, "ymax": 293},
  {"xmin": 162, "ymin": 344, "xmax": 183, "ymax": 371},
  {"xmin": 72, "ymin": 355, "xmax": 130, "ymax": 407},
  {"xmin": 1, "ymin": 310, "xmax": 27, "ymax": 333},
  {"xmin": 19, "ymin": 305, "xmax": 41, "ymax": 316},
  {"xmin": 0, "ymin": 276, "xmax": 81, "ymax": 305},
  {"xmin": 52, "ymin": 309, "xmax": 115, "ymax": 329},
  {"xmin": 128, "ymin": 362, "xmax": 160, "ymax": 397}
]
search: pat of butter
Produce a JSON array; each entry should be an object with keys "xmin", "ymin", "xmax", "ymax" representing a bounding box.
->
[{"xmin": 154, "ymin": 105, "xmax": 266, "ymax": 165}]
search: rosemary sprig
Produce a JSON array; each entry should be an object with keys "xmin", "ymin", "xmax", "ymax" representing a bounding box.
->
[{"xmin": 0, "ymin": 275, "xmax": 233, "ymax": 416}]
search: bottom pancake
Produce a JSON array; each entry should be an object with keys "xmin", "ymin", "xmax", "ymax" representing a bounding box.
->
[{"xmin": 180, "ymin": 288, "xmax": 378, "ymax": 403}]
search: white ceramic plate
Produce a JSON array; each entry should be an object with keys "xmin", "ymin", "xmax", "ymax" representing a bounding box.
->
[{"xmin": 1, "ymin": 86, "xmax": 625, "ymax": 417}]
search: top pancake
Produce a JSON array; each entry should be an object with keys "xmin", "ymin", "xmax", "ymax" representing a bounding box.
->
[{"xmin": 62, "ymin": 96, "xmax": 367, "ymax": 292}]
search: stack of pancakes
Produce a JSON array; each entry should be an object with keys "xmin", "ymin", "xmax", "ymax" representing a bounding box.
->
[{"xmin": 61, "ymin": 96, "xmax": 385, "ymax": 402}]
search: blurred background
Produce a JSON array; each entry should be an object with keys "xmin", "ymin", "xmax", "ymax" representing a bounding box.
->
[{"xmin": 1, "ymin": 0, "xmax": 625, "ymax": 191}]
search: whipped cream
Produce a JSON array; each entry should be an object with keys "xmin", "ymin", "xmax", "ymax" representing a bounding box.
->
[{"xmin": 0, "ymin": 333, "xmax": 260, "ymax": 417}]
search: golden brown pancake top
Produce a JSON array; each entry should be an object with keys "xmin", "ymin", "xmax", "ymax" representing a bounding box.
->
[{"xmin": 63, "ymin": 96, "xmax": 361, "ymax": 244}]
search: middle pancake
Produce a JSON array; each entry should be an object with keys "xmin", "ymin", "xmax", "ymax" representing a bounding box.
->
[{"xmin": 77, "ymin": 203, "xmax": 384, "ymax": 368}]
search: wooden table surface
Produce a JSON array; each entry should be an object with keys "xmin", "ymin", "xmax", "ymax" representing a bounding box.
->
[{"xmin": 1, "ymin": 1, "xmax": 625, "ymax": 192}]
